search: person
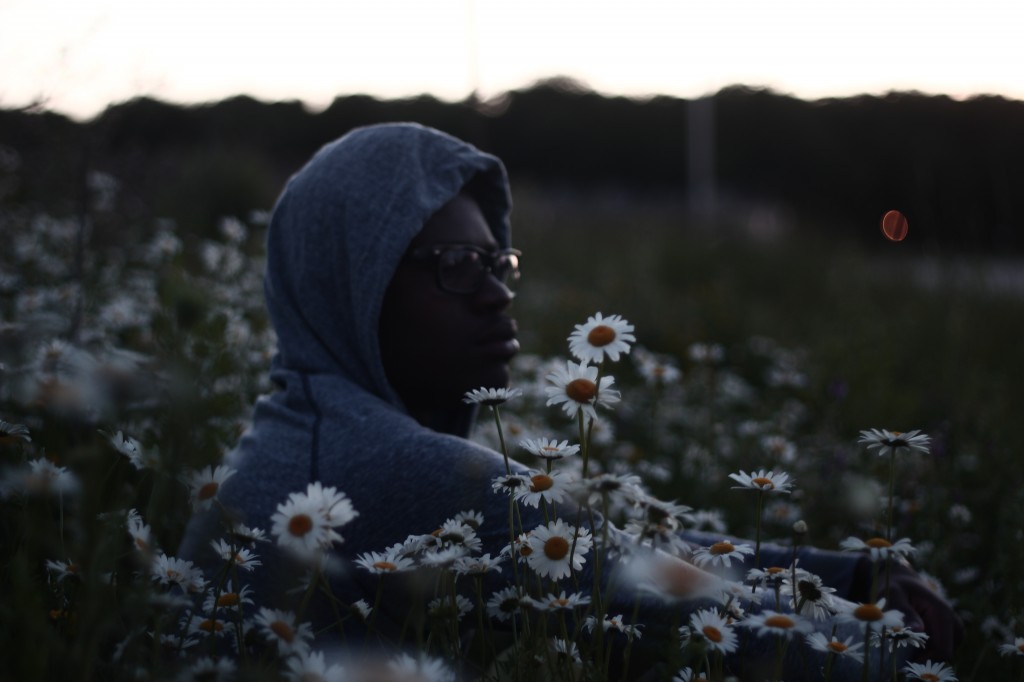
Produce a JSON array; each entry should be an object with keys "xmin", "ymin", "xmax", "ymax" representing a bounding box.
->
[{"xmin": 180, "ymin": 122, "xmax": 960, "ymax": 679}]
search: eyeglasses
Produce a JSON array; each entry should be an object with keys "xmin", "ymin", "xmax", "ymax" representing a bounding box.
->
[{"xmin": 407, "ymin": 244, "xmax": 521, "ymax": 295}]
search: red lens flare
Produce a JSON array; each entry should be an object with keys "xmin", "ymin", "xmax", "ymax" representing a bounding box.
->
[{"xmin": 880, "ymin": 210, "xmax": 909, "ymax": 242}]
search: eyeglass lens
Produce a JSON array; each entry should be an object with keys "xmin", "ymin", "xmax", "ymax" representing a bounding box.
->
[{"xmin": 438, "ymin": 248, "xmax": 517, "ymax": 293}]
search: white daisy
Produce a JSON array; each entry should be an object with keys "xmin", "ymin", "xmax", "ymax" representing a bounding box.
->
[
  {"xmin": 746, "ymin": 565, "xmax": 790, "ymax": 591},
  {"xmin": 785, "ymin": 571, "xmax": 837, "ymax": 620},
  {"xmin": 549, "ymin": 638, "xmax": 582, "ymax": 664},
  {"xmin": 452, "ymin": 553, "xmax": 504, "ymax": 577},
  {"xmin": 858, "ymin": 428, "xmax": 931, "ymax": 455},
  {"xmin": 873, "ymin": 624, "xmax": 930, "ymax": 651},
  {"xmin": 526, "ymin": 590, "xmax": 591, "ymax": 612},
  {"xmin": 463, "ymin": 386, "xmax": 522, "ymax": 406},
  {"xmin": 453, "ymin": 509, "xmax": 484, "ymax": 529},
  {"xmin": 186, "ymin": 465, "xmax": 236, "ymax": 511},
  {"xmin": 545, "ymin": 360, "xmax": 621, "ymax": 420},
  {"xmin": 351, "ymin": 599, "xmax": 372, "ymax": 620},
  {"xmin": 805, "ymin": 632, "xmax": 864, "ymax": 663},
  {"xmin": 151, "ymin": 553, "xmax": 206, "ymax": 592},
  {"xmin": 902, "ymin": 659, "xmax": 958, "ymax": 681},
  {"xmin": 228, "ymin": 522, "xmax": 269, "ymax": 546},
  {"xmin": 107, "ymin": 430, "xmax": 158, "ymax": 470},
  {"xmin": 182, "ymin": 656, "xmax": 236, "ymax": 681},
  {"xmin": 202, "ymin": 581, "xmax": 255, "ymax": 614},
  {"xmin": 740, "ymin": 610, "xmax": 813, "ymax": 640},
  {"xmin": 692, "ymin": 541, "xmax": 755, "ymax": 569},
  {"xmin": 837, "ymin": 597, "xmax": 905, "ymax": 633},
  {"xmin": 519, "ymin": 437, "xmax": 581, "ymax": 461},
  {"xmin": 514, "ymin": 470, "xmax": 572, "ymax": 509},
  {"xmin": 254, "ymin": 607, "xmax": 313, "ymax": 656},
  {"xmin": 126, "ymin": 508, "xmax": 156, "ymax": 555},
  {"xmin": 688, "ymin": 608, "xmax": 739, "ymax": 654},
  {"xmin": 672, "ymin": 668, "xmax": 709, "ymax": 682},
  {"xmin": 354, "ymin": 548, "xmax": 417, "ymax": 574},
  {"xmin": 486, "ymin": 586, "xmax": 526, "ymax": 621},
  {"xmin": 584, "ymin": 614, "xmax": 644, "ymax": 640},
  {"xmin": 633, "ymin": 346, "xmax": 682, "ymax": 386},
  {"xmin": 283, "ymin": 650, "xmax": 346, "ymax": 682},
  {"xmin": 999, "ymin": 637, "xmax": 1024, "ymax": 657},
  {"xmin": 839, "ymin": 536, "xmax": 917, "ymax": 562},
  {"xmin": 525, "ymin": 519, "xmax": 592, "ymax": 581},
  {"xmin": 429, "ymin": 518, "xmax": 482, "ymax": 553},
  {"xmin": 44, "ymin": 559, "xmax": 80, "ymax": 583},
  {"xmin": 388, "ymin": 652, "xmax": 457, "ymax": 682},
  {"xmin": 22, "ymin": 458, "xmax": 79, "ymax": 496},
  {"xmin": 728, "ymin": 469, "xmax": 794, "ymax": 494},
  {"xmin": 567, "ymin": 312, "xmax": 636, "ymax": 364},
  {"xmin": 209, "ymin": 539, "xmax": 262, "ymax": 571},
  {"xmin": 0, "ymin": 419, "xmax": 31, "ymax": 444},
  {"xmin": 491, "ymin": 473, "xmax": 531, "ymax": 496},
  {"xmin": 270, "ymin": 482, "xmax": 358, "ymax": 558}
]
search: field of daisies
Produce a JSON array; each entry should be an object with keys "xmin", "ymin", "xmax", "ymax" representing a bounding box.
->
[{"xmin": 2, "ymin": 165, "xmax": 1023, "ymax": 682}]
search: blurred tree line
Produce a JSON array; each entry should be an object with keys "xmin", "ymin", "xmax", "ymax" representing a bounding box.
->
[{"xmin": 2, "ymin": 78, "xmax": 1023, "ymax": 251}]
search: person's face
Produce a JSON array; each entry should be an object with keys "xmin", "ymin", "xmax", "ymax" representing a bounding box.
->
[{"xmin": 379, "ymin": 192, "xmax": 519, "ymax": 410}]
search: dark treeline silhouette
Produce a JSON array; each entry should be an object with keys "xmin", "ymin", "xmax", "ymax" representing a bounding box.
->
[{"xmin": 2, "ymin": 80, "xmax": 1023, "ymax": 251}]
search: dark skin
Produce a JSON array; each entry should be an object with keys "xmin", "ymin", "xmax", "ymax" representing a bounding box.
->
[
  {"xmin": 379, "ymin": 190, "xmax": 964, "ymax": 664},
  {"xmin": 379, "ymin": 191, "xmax": 519, "ymax": 433}
]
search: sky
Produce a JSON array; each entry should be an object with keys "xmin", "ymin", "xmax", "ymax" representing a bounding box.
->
[{"xmin": 3, "ymin": 0, "xmax": 1023, "ymax": 121}]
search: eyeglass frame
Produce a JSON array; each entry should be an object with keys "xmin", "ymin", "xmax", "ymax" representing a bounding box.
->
[{"xmin": 405, "ymin": 243, "xmax": 522, "ymax": 295}]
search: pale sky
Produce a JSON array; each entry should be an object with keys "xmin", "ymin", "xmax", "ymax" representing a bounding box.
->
[{"xmin": 3, "ymin": 0, "xmax": 1023, "ymax": 121}]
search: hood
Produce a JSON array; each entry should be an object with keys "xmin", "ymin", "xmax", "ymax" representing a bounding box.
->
[{"xmin": 263, "ymin": 122, "xmax": 512, "ymax": 406}]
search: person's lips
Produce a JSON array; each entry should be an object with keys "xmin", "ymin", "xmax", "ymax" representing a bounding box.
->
[{"xmin": 476, "ymin": 318, "xmax": 520, "ymax": 358}]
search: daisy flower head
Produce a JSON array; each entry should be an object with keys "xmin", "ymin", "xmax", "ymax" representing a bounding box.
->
[
  {"xmin": 463, "ymin": 386, "xmax": 522, "ymax": 406},
  {"xmin": 486, "ymin": 586, "xmax": 526, "ymax": 622},
  {"xmin": 388, "ymin": 652, "xmax": 457, "ymax": 682},
  {"xmin": 44, "ymin": 559, "xmax": 81, "ymax": 583},
  {"xmin": 151, "ymin": 553, "xmax": 206, "ymax": 592},
  {"xmin": 873, "ymin": 624, "xmax": 930, "ymax": 651},
  {"xmin": 526, "ymin": 590, "xmax": 591, "ymax": 612},
  {"xmin": 740, "ymin": 610, "xmax": 813, "ymax": 640},
  {"xmin": 519, "ymin": 437, "xmax": 580, "ymax": 461},
  {"xmin": 354, "ymin": 548, "xmax": 416, "ymax": 575},
  {"xmin": 452, "ymin": 553, "xmax": 504, "ymax": 577},
  {"xmin": 672, "ymin": 668, "xmax": 709, "ymax": 682},
  {"xmin": 1000, "ymin": 637, "xmax": 1024, "ymax": 657},
  {"xmin": 428, "ymin": 594, "xmax": 473, "ymax": 622},
  {"xmin": 858, "ymin": 428, "xmax": 931, "ymax": 455},
  {"xmin": 692, "ymin": 541, "xmax": 755, "ymax": 569},
  {"xmin": 22, "ymin": 457, "xmax": 79, "ymax": 496},
  {"xmin": 728, "ymin": 469, "xmax": 794, "ymax": 494},
  {"xmin": 283, "ymin": 650, "xmax": 346, "ymax": 682},
  {"xmin": 209, "ymin": 539, "xmax": 262, "ymax": 571},
  {"xmin": 491, "ymin": 473, "xmax": 530, "ymax": 496},
  {"xmin": 525, "ymin": 519, "xmax": 592, "ymax": 581},
  {"xmin": 568, "ymin": 312, "xmax": 636, "ymax": 364},
  {"xmin": 839, "ymin": 536, "xmax": 917, "ymax": 562},
  {"xmin": 902, "ymin": 659, "xmax": 958, "ymax": 681},
  {"xmin": 270, "ymin": 483, "xmax": 358, "ymax": 559},
  {"xmin": 107, "ymin": 430, "xmax": 157, "ymax": 470},
  {"xmin": 585, "ymin": 613, "xmax": 644, "ymax": 640},
  {"xmin": 183, "ymin": 656, "xmax": 237, "ymax": 681},
  {"xmin": 186, "ymin": 464, "xmax": 236, "ymax": 511},
  {"xmin": 202, "ymin": 580, "xmax": 255, "ymax": 614},
  {"xmin": 747, "ymin": 565, "xmax": 790, "ymax": 591},
  {"xmin": 0, "ymin": 419, "xmax": 31, "ymax": 445},
  {"xmin": 545, "ymin": 359, "xmax": 621, "ymax": 420},
  {"xmin": 805, "ymin": 632, "xmax": 864, "ymax": 664},
  {"xmin": 126, "ymin": 508, "xmax": 155, "ymax": 555},
  {"xmin": 785, "ymin": 571, "xmax": 837, "ymax": 620},
  {"xmin": 515, "ymin": 469, "xmax": 572, "ymax": 509},
  {"xmin": 838, "ymin": 597, "xmax": 905, "ymax": 633},
  {"xmin": 633, "ymin": 346, "xmax": 682, "ymax": 386},
  {"xmin": 254, "ymin": 607, "xmax": 313, "ymax": 656},
  {"xmin": 688, "ymin": 608, "xmax": 739, "ymax": 654}
]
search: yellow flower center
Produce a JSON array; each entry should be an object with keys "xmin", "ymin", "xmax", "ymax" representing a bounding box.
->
[
  {"xmin": 199, "ymin": 619, "xmax": 224, "ymax": 632},
  {"xmin": 270, "ymin": 620, "xmax": 295, "ymax": 643},
  {"xmin": 853, "ymin": 603, "xmax": 884, "ymax": 621},
  {"xmin": 530, "ymin": 474, "xmax": 554, "ymax": 492},
  {"xmin": 587, "ymin": 325, "xmax": 616, "ymax": 347},
  {"xmin": 751, "ymin": 476, "xmax": 775, "ymax": 489},
  {"xmin": 766, "ymin": 566, "xmax": 786, "ymax": 575},
  {"xmin": 544, "ymin": 536, "xmax": 570, "ymax": 561},
  {"xmin": 703, "ymin": 625, "xmax": 723, "ymax": 642},
  {"xmin": 519, "ymin": 545, "xmax": 533, "ymax": 557},
  {"xmin": 552, "ymin": 598, "xmax": 569, "ymax": 607},
  {"xmin": 919, "ymin": 675, "xmax": 940, "ymax": 682},
  {"xmin": 565, "ymin": 378, "xmax": 597, "ymax": 403},
  {"xmin": 764, "ymin": 615, "xmax": 796, "ymax": 629},
  {"xmin": 197, "ymin": 481, "xmax": 219, "ymax": 501},
  {"xmin": 135, "ymin": 537, "xmax": 149, "ymax": 551},
  {"xmin": 1018, "ymin": 643, "xmax": 1024, "ymax": 654},
  {"xmin": 216, "ymin": 593, "xmax": 240, "ymax": 607},
  {"xmin": 288, "ymin": 514, "xmax": 314, "ymax": 537},
  {"xmin": 866, "ymin": 537, "xmax": 892, "ymax": 548},
  {"xmin": 710, "ymin": 541, "xmax": 735, "ymax": 555},
  {"xmin": 827, "ymin": 641, "xmax": 848, "ymax": 653},
  {"xmin": 373, "ymin": 561, "xmax": 397, "ymax": 572}
]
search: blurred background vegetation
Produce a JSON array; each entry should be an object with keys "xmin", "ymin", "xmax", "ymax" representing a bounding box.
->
[{"xmin": 2, "ymin": 80, "xmax": 1023, "ymax": 679}]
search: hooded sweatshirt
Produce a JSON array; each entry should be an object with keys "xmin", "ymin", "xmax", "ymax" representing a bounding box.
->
[{"xmin": 180, "ymin": 122, "xmax": 895, "ymax": 680}]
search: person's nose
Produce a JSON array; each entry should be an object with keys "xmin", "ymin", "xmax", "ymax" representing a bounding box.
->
[{"xmin": 473, "ymin": 272, "xmax": 515, "ymax": 311}]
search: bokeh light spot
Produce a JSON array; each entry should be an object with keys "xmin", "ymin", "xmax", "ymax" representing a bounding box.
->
[{"xmin": 880, "ymin": 210, "xmax": 909, "ymax": 242}]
